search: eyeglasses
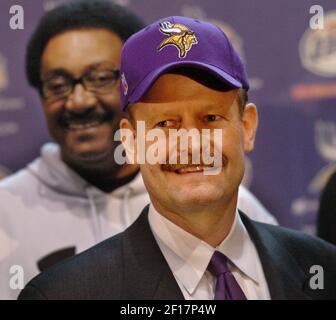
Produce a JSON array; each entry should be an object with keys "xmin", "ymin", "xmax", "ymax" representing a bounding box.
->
[{"xmin": 42, "ymin": 69, "xmax": 120, "ymax": 101}]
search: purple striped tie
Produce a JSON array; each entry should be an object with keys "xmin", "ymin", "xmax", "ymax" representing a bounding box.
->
[{"xmin": 207, "ymin": 251, "xmax": 247, "ymax": 300}]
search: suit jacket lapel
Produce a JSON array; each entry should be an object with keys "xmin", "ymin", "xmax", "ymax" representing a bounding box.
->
[
  {"xmin": 239, "ymin": 211, "xmax": 312, "ymax": 300},
  {"xmin": 121, "ymin": 205, "xmax": 184, "ymax": 300}
]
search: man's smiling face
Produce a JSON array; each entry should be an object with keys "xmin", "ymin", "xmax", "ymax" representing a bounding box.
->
[
  {"xmin": 121, "ymin": 70, "xmax": 258, "ymax": 214},
  {"xmin": 40, "ymin": 28, "xmax": 123, "ymax": 170}
]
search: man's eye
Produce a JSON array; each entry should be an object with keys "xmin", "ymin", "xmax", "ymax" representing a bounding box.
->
[
  {"xmin": 87, "ymin": 72, "xmax": 116, "ymax": 86},
  {"xmin": 91, "ymin": 75, "xmax": 112, "ymax": 84},
  {"xmin": 47, "ymin": 81, "xmax": 68, "ymax": 92},
  {"xmin": 156, "ymin": 120, "xmax": 175, "ymax": 128},
  {"xmin": 205, "ymin": 114, "xmax": 220, "ymax": 122}
]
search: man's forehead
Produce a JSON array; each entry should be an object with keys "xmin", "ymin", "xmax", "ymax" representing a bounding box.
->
[
  {"xmin": 40, "ymin": 28, "xmax": 122, "ymax": 76},
  {"xmin": 130, "ymin": 91, "xmax": 238, "ymax": 121},
  {"xmin": 41, "ymin": 62, "xmax": 116, "ymax": 79}
]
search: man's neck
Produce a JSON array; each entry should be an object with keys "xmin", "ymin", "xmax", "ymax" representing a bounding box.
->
[
  {"xmin": 151, "ymin": 196, "xmax": 237, "ymax": 248},
  {"xmin": 80, "ymin": 166, "xmax": 139, "ymax": 193},
  {"xmin": 64, "ymin": 157, "xmax": 140, "ymax": 193}
]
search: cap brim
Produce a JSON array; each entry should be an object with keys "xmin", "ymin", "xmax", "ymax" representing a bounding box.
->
[{"xmin": 128, "ymin": 61, "xmax": 243, "ymax": 106}]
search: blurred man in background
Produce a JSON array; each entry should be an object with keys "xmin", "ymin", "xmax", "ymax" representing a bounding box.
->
[
  {"xmin": 0, "ymin": 0, "xmax": 276, "ymax": 300},
  {"xmin": 0, "ymin": 0, "xmax": 146, "ymax": 300}
]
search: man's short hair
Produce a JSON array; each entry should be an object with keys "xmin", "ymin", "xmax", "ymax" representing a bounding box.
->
[
  {"xmin": 26, "ymin": 0, "xmax": 145, "ymax": 92},
  {"xmin": 237, "ymin": 88, "xmax": 248, "ymax": 116}
]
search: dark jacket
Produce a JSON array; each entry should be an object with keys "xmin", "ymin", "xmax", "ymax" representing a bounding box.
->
[{"xmin": 19, "ymin": 206, "xmax": 336, "ymax": 300}]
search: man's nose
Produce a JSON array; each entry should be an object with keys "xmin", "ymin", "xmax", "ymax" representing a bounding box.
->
[
  {"xmin": 180, "ymin": 119, "xmax": 203, "ymax": 156},
  {"xmin": 64, "ymin": 83, "xmax": 97, "ymax": 114}
]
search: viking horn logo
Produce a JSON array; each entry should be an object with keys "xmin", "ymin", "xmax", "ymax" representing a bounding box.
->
[{"xmin": 158, "ymin": 21, "xmax": 198, "ymax": 58}]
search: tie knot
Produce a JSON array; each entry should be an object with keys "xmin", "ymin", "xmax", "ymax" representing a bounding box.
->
[{"xmin": 207, "ymin": 251, "xmax": 230, "ymax": 276}]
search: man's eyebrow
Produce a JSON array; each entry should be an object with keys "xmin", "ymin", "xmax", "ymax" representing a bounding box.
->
[
  {"xmin": 84, "ymin": 62, "xmax": 117, "ymax": 72},
  {"xmin": 42, "ymin": 68, "xmax": 71, "ymax": 80},
  {"xmin": 42, "ymin": 62, "xmax": 117, "ymax": 80}
]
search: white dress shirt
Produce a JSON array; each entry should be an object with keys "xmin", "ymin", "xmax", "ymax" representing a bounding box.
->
[{"xmin": 148, "ymin": 205, "xmax": 271, "ymax": 300}]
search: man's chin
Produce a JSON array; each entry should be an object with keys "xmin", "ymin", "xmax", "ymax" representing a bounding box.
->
[
  {"xmin": 75, "ymin": 150, "xmax": 110, "ymax": 162},
  {"xmin": 64, "ymin": 145, "xmax": 116, "ymax": 168},
  {"xmin": 171, "ymin": 188, "xmax": 222, "ymax": 207}
]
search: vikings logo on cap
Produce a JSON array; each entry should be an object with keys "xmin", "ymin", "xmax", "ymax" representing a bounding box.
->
[{"xmin": 157, "ymin": 21, "xmax": 198, "ymax": 59}]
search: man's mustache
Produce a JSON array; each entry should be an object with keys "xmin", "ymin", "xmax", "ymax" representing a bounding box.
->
[
  {"xmin": 161, "ymin": 156, "xmax": 227, "ymax": 171},
  {"xmin": 58, "ymin": 108, "xmax": 115, "ymax": 128}
]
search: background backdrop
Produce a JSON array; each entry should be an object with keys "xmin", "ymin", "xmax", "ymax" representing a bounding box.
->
[{"xmin": 0, "ymin": 0, "xmax": 335, "ymax": 233}]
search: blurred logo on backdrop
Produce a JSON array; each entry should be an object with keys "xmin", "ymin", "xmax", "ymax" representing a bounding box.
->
[
  {"xmin": 291, "ymin": 120, "xmax": 336, "ymax": 234},
  {"xmin": 292, "ymin": 10, "xmax": 336, "ymax": 101},
  {"xmin": 0, "ymin": 49, "xmax": 24, "ymax": 138},
  {"xmin": 0, "ymin": 51, "xmax": 24, "ymax": 139},
  {"xmin": 0, "ymin": 52, "xmax": 9, "ymax": 93},
  {"xmin": 299, "ymin": 10, "xmax": 336, "ymax": 77}
]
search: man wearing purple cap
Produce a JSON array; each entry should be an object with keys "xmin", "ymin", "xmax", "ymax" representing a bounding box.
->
[{"xmin": 19, "ymin": 16, "xmax": 336, "ymax": 300}]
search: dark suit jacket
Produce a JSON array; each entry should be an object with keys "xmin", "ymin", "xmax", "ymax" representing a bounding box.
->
[{"xmin": 19, "ymin": 206, "xmax": 336, "ymax": 300}]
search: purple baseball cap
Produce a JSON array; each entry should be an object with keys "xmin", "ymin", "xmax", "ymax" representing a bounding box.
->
[{"xmin": 120, "ymin": 16, "xmax": 249, "ymax": 111}]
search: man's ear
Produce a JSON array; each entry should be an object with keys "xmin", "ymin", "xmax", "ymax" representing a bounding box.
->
[
  {"xmin": 119, "ymin": 118, "xmax": 137, "ymax": 164},
  {"xmin": 242, "ymin": 103, "xmax": 258, "ymax": 153}
]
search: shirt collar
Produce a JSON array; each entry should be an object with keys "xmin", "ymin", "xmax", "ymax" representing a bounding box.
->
[
  {"xmin": 217, "ymin": 211, "xmax": 259, "ymax": 283},
  {"xmin": 148, "ymin": 205, "xmax": 259, "ymax": 295}
]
